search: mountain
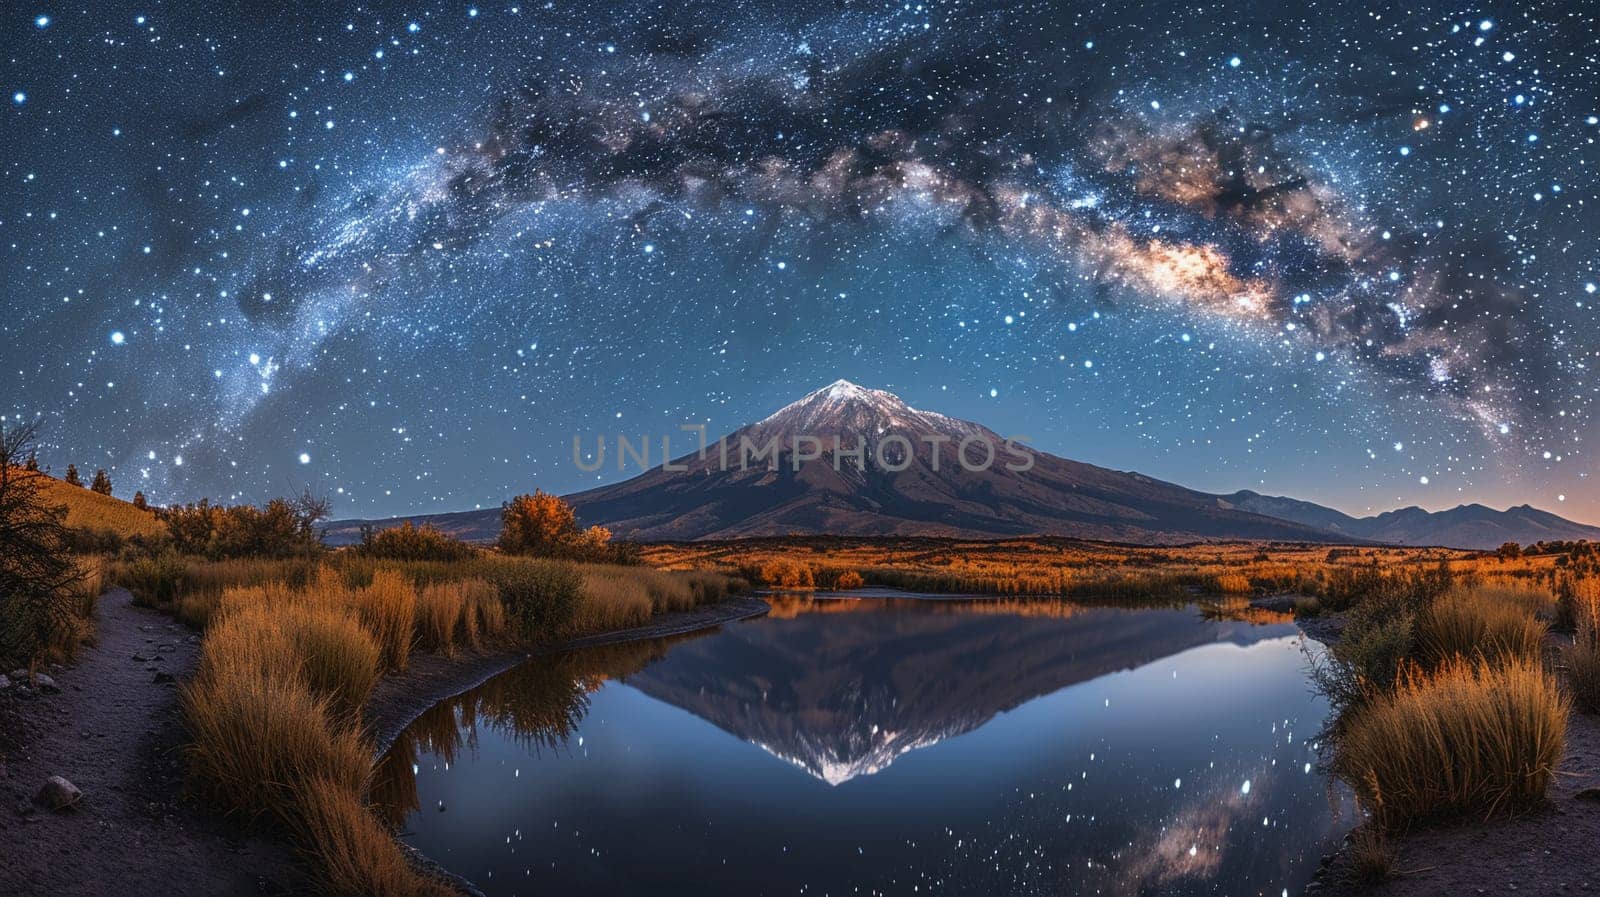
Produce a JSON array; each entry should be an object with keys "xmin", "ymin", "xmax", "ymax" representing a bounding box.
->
[
  {"xmin": 322, "ymin": 381, "xmax": 1600, "ymax": 549},
  {"xmin": 557, "ymin": 380, "xmax": 1343, "ymax": 543},
  {"xmin": 1217, "ymin": 489, "xmax": 1600, "ymax": 550}
]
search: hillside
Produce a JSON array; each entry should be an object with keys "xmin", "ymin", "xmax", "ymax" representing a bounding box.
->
[{"xmin": 9, "ymin": 468, "xmax": 166, "ymax": 539}]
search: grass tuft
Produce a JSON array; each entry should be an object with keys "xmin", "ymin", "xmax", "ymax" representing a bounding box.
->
[
  {"xmin": 1334, "ymin": 657, "xmax": 1567, "ymax": 827},
  {"xmin": 1415, "ymin": 586, "xmax": 1548, "ymax": 667}
]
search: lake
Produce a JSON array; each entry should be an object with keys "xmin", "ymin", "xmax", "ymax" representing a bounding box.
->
[{"xmin": 375, "ymin": 593, "xmax": 1351, "ymax": 896}]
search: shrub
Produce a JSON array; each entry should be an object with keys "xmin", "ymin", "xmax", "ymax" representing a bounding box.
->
[
  {"xmin": 835, "ymin": 570, "xmax": 865, "ymax": 590},
  {"xmin": 1334, "ymin": 658, "xmax": 1568, "ymax": 827},
  {"xmin": 491, "ymin": 560, "xmax": 581, "ymax": 641},
  {"xmin": 1293, "ymin": 596, "xmax": 1322, "ymax": 618},
  {"xmin": 0, "ymin": 424, "xmax": 89, "ymax": 669},
  {"xmin": 160, "ymin": 491, "xmax": 329, "ymax": 559},
  {"xmin": 357, "ymin": 521, "xmax": 477, "ymax": 563},
  {"xmin": 498, "ymin": 490, "xmax": 625, "ymax": 561},
  {"xmin": 1415, "ymin": 586, "xmax": 1547, "ymax": 667},
  {"xmin": 759, "ymin": 558, "xmax": 815, "ymax": 590},
  {"xmin": 1555, "ymin": 573, "xmax": 1600, "ymax": 634},
  {"xmin": 1312, "ymin": 604, "xmax": 1415, "ymax": 717}
]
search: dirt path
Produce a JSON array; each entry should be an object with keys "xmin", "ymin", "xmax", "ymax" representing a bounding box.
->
[
  {"xmin": 0, "ymin": 590, "xmax": 770, "ymax": 897},
  {"xmin": 1317, "ymin": 710, "xmax": 1600, "ymax": 895},
  {"xmin": 0, "ymin": 588, "xmax": 307, "ymax": 896}
]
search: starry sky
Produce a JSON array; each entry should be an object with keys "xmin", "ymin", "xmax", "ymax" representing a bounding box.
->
[{"xmin": 3, "ymin": 1, "xmax": 1598, "ymax": 521}]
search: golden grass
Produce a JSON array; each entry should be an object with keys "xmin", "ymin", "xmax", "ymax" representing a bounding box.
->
[
  {"xmin": 1343, "ymin": 826, "xmax": 1398, "ymax": 886},
  {"xmin": 291, "ymin": 778, "xmax": 451, "ymax": 897},
  {"xmin": 415, "ymin": 579, "xmax": 503, "ymax": 657},
  {"xmin": 1415, "ymin": 586, "xmax": 1549, "ymax": 667},
  {"xmin": 351, "ymin": 570, "xmax": 416, "ymax": 671},
  {"xmin": 20, "ymin": 468, "xmax": 166, "ymax": 538},
  {"xmin": 1566, "ymin": 633, "xmax": 1600, "ymax": 714},
  {"xmin": 1213, "ymin": 572, "xmax": 1251, "ymax": 594},
  {"xmin": 641, "ymin": 537, "xmax": 1490, "ymax": 602},
  {"xmin": 1335, "ymin": 657, "xmax": 1568, "ymax": 827},
  {"xmin": 181, "ymin": 672, "xmax": 370, "ymax": 823}
]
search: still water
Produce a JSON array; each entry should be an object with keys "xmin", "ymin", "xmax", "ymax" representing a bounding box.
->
[{"xmin": 376, "ymin": 594, "xmax": 1350, "ymax": 897}]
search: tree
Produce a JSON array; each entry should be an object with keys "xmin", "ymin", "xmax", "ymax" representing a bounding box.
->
[
  {"xmin": 498, "ymin": 490, "xmax": 616, "ymax": 560},
  {"xmin": 1497, "ymin": 541, "xmax": 1522, "ymax": 561},
  {"xmin": 0, "ymin": 424, "xmax": 84, "ymax": 670},
  {"xmin": 132, "ymin": 490, "xmax": 148, "ymax": 511},
  {"xmin": 90, "ymin": 468, "xmax": 112, "ymax": 495},
  {"xmin": 23, "ymin": 451, "xmax": 38, "ymax": 472},
  {"xmin": 63, "ymin": 463, "xmax": 82, "ymax": 487}
]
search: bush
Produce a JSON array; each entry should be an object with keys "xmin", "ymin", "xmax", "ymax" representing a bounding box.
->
[
  {"xmin": 498, "ymin": 490, "xmax": 627, "ymax": 562},
  {"xmin": 491, "ymin": 560, "xmax": 581, "ymax": 642},
  {"xmin": 357, "ymin": 521, "xmax": 477, "ymax": 563},
  {"xmin": 1415, "ymin": 586, "xmax": 1548, "ymax": 667},
  {"xmin": 1312, "ymin": 603, "xmax": 1415, "ymax": 716},
  {"xmin": 835, "ymin": 570, "xmax": 865, "ymax": 590},
  {"xmin": 1334, "ymin": 658, "xmax": 1567, "ymax": 827},
  {"xmin": 758, "ymin": 558, "xmax": 815, "ymax": 590},
  {"xmin": 1566, "ymin": 634, "xmax": 1600, "ymax": 715},
  {"xmin": 0, "ymin": 424, "xmax": 90, "ymax": 669},
  {"xmin": 160, "ymin": 492, "xmax": 329, "ymax": 559}
]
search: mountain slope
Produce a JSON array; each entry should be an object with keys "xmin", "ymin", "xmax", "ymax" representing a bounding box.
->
[
  {"xmin": 1218, "ymin": 489, "xmax": 1600, "ymax": 550},
  {"xmin": 562, "ymin": 380, "xmax": 1343, "ymax": 543}
]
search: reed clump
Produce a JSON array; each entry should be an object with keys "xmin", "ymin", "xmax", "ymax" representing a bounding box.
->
[
  {"xmin": 1414, "ymin": 586, "xmax": 1548, "ymax": 667},
  {"xmin": 1334, "ymin": 657, "xmax": 1567, "ymax": 827}
]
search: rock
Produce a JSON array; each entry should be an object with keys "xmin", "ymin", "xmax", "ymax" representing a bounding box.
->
[
  {"xmin": 33, "ymin": 776, "xmax": 82, "ymax": 811},
  {"xmin": 0, "ymin": 673, "xmax": 10, "ymax": 690},
  {"xmin": 34, "ymin": 673, "xmax": 59, "ymax": 694},
  {"xmin": 8, "ymin": 668, "xmax": 26, "ymax": 680},
  {"xmin": 1577, "ymin": 787, "xmax": 1600, "ymax": 801},
  {"xmin": 131, "ymin": 653, "xmax": 150, "ymax": 662},
  {"xmin": 151, "ymin": 671, "xmax": 175, "ymax": 685}
]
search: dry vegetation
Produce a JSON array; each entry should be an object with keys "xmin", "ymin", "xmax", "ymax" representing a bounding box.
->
[
  {"xmin": 112, "ymin": 548, "xmax": 743, "ymax": 896},
  {"xmin": 642, "ymin": 536, "xmax": 1500, "ymax": 601}
]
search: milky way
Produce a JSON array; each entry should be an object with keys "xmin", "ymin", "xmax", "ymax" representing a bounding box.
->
[{"xmin": 3, "ymin": 1, "xmax": 1597, "ymax": 517}]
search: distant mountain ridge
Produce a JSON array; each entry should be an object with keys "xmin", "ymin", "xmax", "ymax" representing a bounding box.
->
[
  {"xmin": 1216, "ymin": 489, "xmax": 1600, "ymax": 550},
  {"xmin": 321, "ymin": 381, "xmax": 1600, "ymax": 550}
]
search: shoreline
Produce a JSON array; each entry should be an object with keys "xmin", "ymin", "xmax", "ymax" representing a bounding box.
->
[
  {"xmin": 1250, "ymin": 597, "xmax": 1600, "ymax": 896},
  {"xmin": 364, "ymin": 594, "xmax": 770, "ymax": 759},
  {"xmin": 365, "ymin": 594, "xmax": 769, "ymax": 897}
]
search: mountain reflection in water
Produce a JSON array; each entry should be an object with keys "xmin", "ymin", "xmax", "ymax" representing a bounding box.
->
[{"xmin": 377, "ymin": 594, "xmax": 1346, "ymax": 897}]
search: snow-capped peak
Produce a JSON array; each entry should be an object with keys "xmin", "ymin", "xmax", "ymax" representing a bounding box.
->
[{"xmin": 738, "ymin": 379, "xmax": 992, "ymax": 451}]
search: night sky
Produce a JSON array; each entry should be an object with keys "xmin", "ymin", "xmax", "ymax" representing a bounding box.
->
[{"xmin": 3, "ymin": 1, "xmax": 1598, "ymax": 520}]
